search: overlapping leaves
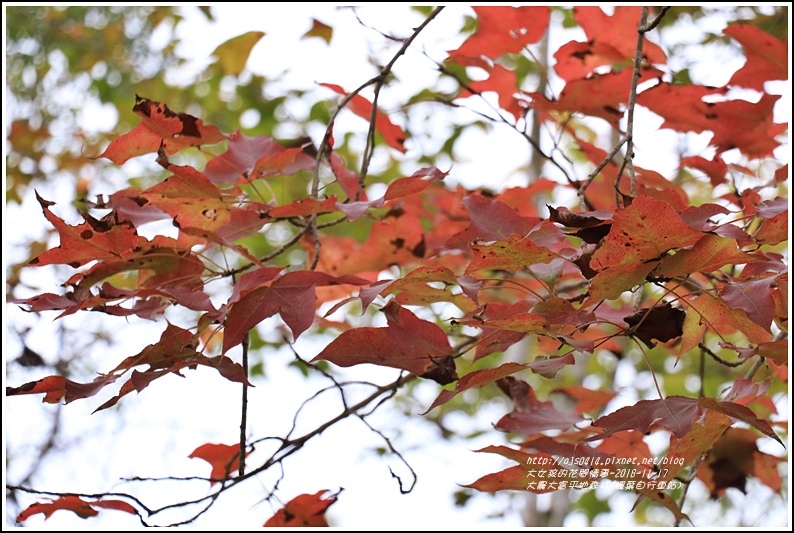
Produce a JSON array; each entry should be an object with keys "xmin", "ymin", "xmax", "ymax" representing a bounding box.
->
[{"xmin": 7, "ymin": 8, "xmax": 788, "ymax": 526}]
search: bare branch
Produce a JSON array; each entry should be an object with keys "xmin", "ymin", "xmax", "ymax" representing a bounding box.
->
[
  {"xmin": 137, "ymin": 373, "xmax": 416, "ymax": 525},
  {"xmin": 578, "ymin": 137, "xmax": 628, "ymax": 210},
  {"xmin": 434, "ymin": 60, "xmax": 577, "ymax": 188},
  {"xmin": 239, "ymin": 330, "xmax": 250, "ymax": 476},
  {"xmin": 357, "ymin": 414, "xmax": 417, "ymax": 494},
  {"xmin": 359, "ymin": 7, "xmax": 446, "ymax": 190}
]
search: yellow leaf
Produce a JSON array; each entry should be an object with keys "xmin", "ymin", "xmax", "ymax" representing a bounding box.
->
[
  {"xmin": 212, "ymin": 31, "xmax": 265, "ymax": 76},
  {"xmin": 303, "ymin": 18, "xmax": 333, "ymax": 44}
]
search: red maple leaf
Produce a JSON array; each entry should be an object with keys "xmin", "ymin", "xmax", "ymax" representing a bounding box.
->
[
  {"xmin": 189, "ymin": 443, "xmax": 249, "ymax": 485},
  {"xmin": 203, "ymin": 131, "xmax": 314, "ymax": 184},
  {"xmin": 384, "ymin": 167, "xmax": 447, "ymax": 200},
  {"xmin": 363, "ymin": 265, "xmax": 478, "ymax": 312},
  {"xmin": 6, "ymin": 374, "xmax": 119, "ymax": 404},
  {"xmin": 140, "ymin": 155, "xmax": 242, "ymax": 233},
  {"xmin": 16, "ymin": 496, "xmax": 136, "ymax": 523},
  {"xmin": 463, "ymin": 465, "xmax": 535, "ymax": 493},
  {"xmin": 587, "ymin": 397, "xmax": 704, "ymax": 441},
  {"xmin": 307, "ymin": 214, "xmax": 426, "ymax": 276},
  {"xmin": 590, "ymin": 196, "xmax": 703, "ymax": 271},
  {"xmin": 692, "ymin": 292, "xmax": 772, "ymax": 345},
  {"xmin": 724, "ymin": 24, "xmax": 788, "ymax": 90},
  {"xmin": 681, "ymin": 155, "xmax": 729, "ymax": 187},
  {"xmin": 548, "ymin": 205, "xmax": 613, "ymax": 228},
  {"xmin": 556, "ymin": 386, "xmax": 616, "ymax": 415},
  {"xmin": 463, "ymin": 64, "xmax": 524, "ymax": 120},
  {"xmin": 28, "ymin": 193, "xmax": 142, "ymax": 268},
  {"xmin": 446, "ymin": 194, "xmax": 542, "ymax": 248},
  {"xmin": 90, "ymin": 323, "xmax": 251, "ymax": 412},
  {"xmin": 99, "ymin": 96, "xmax": 226, "ymax": 164},
  {"xmin": 657, "ymin": 234, "xmax": 762, "ymax": 279},
  {"xmin": 661, "ymin": 410, "xmax": 733, "ymax": 482},
  {"xmin": 462, "ymin": 445, "xmax": 595, "ymax": 494},
  {"xmin": 320, "ymin": 83, "xmax": 406, "ymax": 153},
  {"xmin": 698, "ymin": 398, "xmax": 782, "ymax": 445},
  {"xmin": 495, "ymin": 377, "xmax": 583, "ymax": 435},
  {"xmin": 424, "ymin": 362, "xmax": 528, "ymax": 413},
  {"xmin": 719, "ymin": 277, "xmax": 777, "ymax": 329},
  {"xmin": 554, "ymin": 6, "xmax": 667, "ymax": 81},
  {"xmin": 329, "ymin": 152, "xmax": 363, "ymax": 200},
  {"xmin": 312, "ymin": 300, "xmax": 457, "ymax": 384},
  {"xmin": 448, "ymin": 6, "xmax": 550, "ymax": 62},
  {"xmin": 264, "ymin": 490, "xmax": 339, "ymax": 527},
  {"xmin": 466, "ymin": 234, "xmax": 559, "ymax": 274},
  {"xmin": 528, "ymin": 353, "xmax": 576, "ymax": 379},
  {"xmin": 637, "ymin": 84, "xmax": 785, "ymax": 157},
  {"xmin": 753, "ymin": 210, "xmax": 788, "ymax": 246},
  {"xmin": 17, "ymin": 497, "xmax": 95, "ymax": 522},
  {"xmin": 533, "ymin": 67, "xmax": 664, "ymax": 129},
  {"xmin": 269, "ymin": 196, "xmax": 339, "ymax": 219},
  {"xmin": 223, "ymin": 271, "xmax": 369, "ymax": 353}
]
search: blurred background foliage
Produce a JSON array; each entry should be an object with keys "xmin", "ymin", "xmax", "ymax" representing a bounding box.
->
[{"xmin": 4, "ymin": 5, "xmax": 788, "ymax": 527}]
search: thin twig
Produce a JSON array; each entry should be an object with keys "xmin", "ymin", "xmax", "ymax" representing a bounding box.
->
[
  {"xmin": 699, "ymin": 347, "xmax": 706, "ymax": 397},
  {"xmin": 239, "ymin": 330, "xmax": 249, "ymax": 476},
  {"xmin": 578, "ymin": 137, "xmax": 628, "ymax": 210},
  {"xmin": 243, "ymin": 374, "xmax": 416, "ymax": 482},
  {"xmin": 613, "ymin": 147, "xmax": 632, "ymax": 207},
  {"xmin": 359, "ymin": 7, "xmax": 445, "ymax": 188},
  {"xmin": 308, "ymin": 73, "xmax": 383, "ymax": 274},
  {"xmin": 641, "ymin": 7, "xmax": 671, "ymax": 32},
  {"xmin": 122, "ymin": 475, "xmax": 222, "ymax": 483},
  {"xmin": 674, "ymin": 455, "xmax": 702, "ymax": 527},
  {"xmin": 358, "ymin": 416, "xmax": 418, "ymax": 494},
  {"xmin": 288, "ymin": 343, "xmax": 352, "ymax": 410},
  {"xmin": 698, "ymin": 343, "xmax": 746, "ymax": 368},
  {"xmin": 745, "ymin": 356, "xmax": 766, "ymax": 380},
  {"xmin": 630, "ymin": 337, "xmax": 665, "ymax": 400},
  {"xmin": 166, "ymin": 501, "xmax": 215, "ymax": 527},
  {"xmin": 224, "ymin": 223, "xmax": 313, "ymax": 278},
  {"xmin": 143, "ymin": 373, "xmax": 416, "ymax": 524},
  {"xmin": 306, "ymin": 9, "xmax": 445, "ymax": 270},
  {"xmin": 314, "ymin": 73, "xmax": 381, "ymax": 196},
  {"xmin": 434, "ymin": 60, "xmax": 577, "ymax": 189}
]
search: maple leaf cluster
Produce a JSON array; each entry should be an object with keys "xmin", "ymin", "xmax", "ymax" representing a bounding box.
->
[{"xmin": 7, "ymin": 6, "xmax": 787, "ymax": 527}]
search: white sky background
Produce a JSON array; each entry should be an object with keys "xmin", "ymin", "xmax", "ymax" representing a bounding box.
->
[{"xmin": 3, "ymin": 3, "xmax": 791, "ymax": 529}]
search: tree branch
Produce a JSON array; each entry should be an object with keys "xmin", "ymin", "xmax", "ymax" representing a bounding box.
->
[
  {"xmin": 138, "ymin": 373, "xmax": 416, "ymax": 525},
  {"xmin": 239, "ymin": 330, "xmax": 250, "ymax": 476},
  {"xmin": 359, "ymin": 7, "xmax": 445, "ymax": 189},
  {"xmin": 580, "ymin": 6, "xmax": 671, "ymax": 210},
  {"xmin": 698, "ymin": 343, "xmax": 746, "ymax": 368},
  {"xmin": 640, "ymin": 7, "xmax": 671, "ymax": 33},
  {"xmin": 434, "ymin": 60, "xmax": 578, "ymax": 189},
  {"xmin": 621, "ymin": 7, "xmax": 650, "ymax": 201}
]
